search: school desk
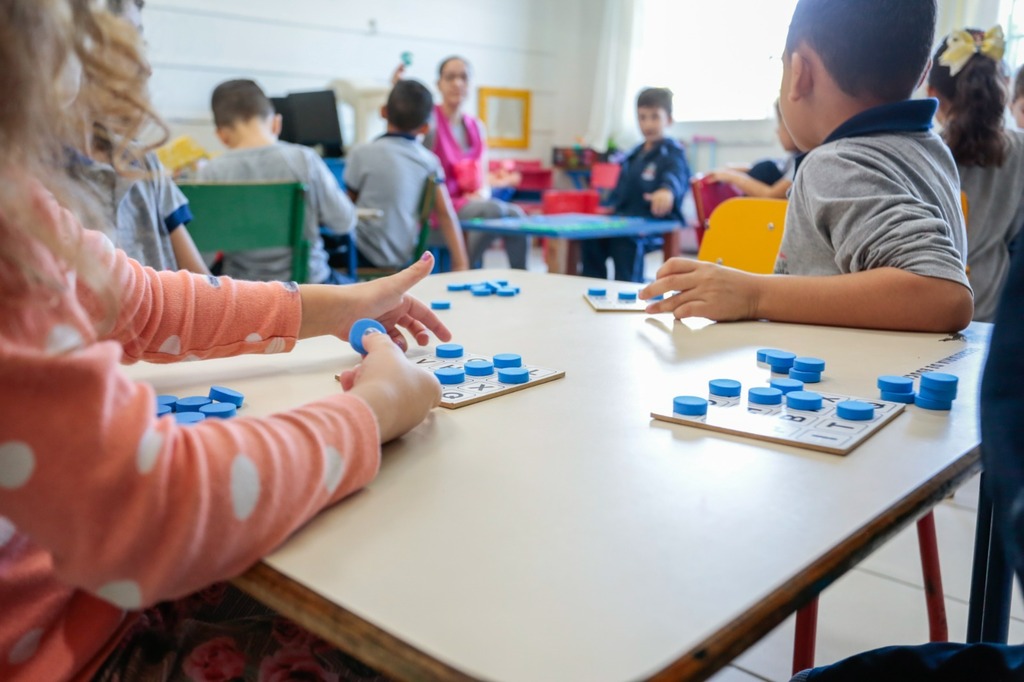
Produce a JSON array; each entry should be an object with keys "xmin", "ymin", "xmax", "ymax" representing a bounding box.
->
[
  {"xmin": 460, "ymin": 213, "xmax": 685, "ymax": 274},
  {"xmin": 123, "ymin": 270, "xmax": 991, "ymax": 682}
]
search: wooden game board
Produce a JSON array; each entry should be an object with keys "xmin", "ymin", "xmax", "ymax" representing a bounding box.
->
[
  {"xmin": 583, "ymin": 291, "xmax": 649, "ymax": 312},
  {"xmin": 407, "ymin": 348, "xmax": 565, "ymax": 408},
  {"xmin": 651, "ymin": 391, "xmax": 906, "ymax": 455}
]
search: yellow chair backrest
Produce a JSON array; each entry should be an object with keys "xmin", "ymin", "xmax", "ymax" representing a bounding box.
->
[{"xmin": 697, "ymin": 197, "xmax": 788, "ymax": 274}]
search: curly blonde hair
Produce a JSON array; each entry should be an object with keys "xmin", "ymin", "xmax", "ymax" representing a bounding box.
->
[{"xmin": 0, "ymin": 0, "xmax": 166, "ymax": 326}]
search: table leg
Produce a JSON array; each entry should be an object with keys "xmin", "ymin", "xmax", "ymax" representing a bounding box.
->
[
  {"xmin": 966, "ymin": 473, "xmax": 1014, "ymax": 643},
  {"xmin": 545, "ymin": 238, "xmax": 568, "ymax": 275},
  {"xmin": 566, "ymin": 240, "xmax": 581, "ymax": 276},
  {"xmin": 663, "ymin": 228, "xmax": 681, "ymax": 262},
  {"xmin": 792, "ymin": 597, "xmax": 819, "ymax": 675}
]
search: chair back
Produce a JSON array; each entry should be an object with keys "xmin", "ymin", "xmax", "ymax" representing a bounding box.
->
[
  {"xmin": 590, "ymin": 162, "xmax": 621, "ymax": 190},
  {"xmin": 179, "ymin": 182, "xmax": 308, "ymax": 282},
  {"xmin": 691, "ymin": 174, "xmax": 741, "ymax": 246},
  {"xmin": 697, "ymin": 197, "xmax": 787, "ymax": 274},
  {"xmin": 541, "ymin": 190, "xmax": 600, "ymax": 215}
]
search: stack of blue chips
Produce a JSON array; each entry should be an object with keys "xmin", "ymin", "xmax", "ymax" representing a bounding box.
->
[
  {"xmin": 915, "ymin": 372, "xmax": 958, "ymax": 411},
  {"xmin": 156, "ymin": 385, "xmax": 244, "ymax": 425},
  {"xmin": 453, "ymin": 280, "xmax": 520, "ymax": 297},
  {"xmin": 877, "ymin": 375, "xmax": 916, "ymax": 404},
  {"xmin": 762, "ymin": 350, "xmax": 797, "ymax": 374},
  {"xmin": 789, "ymin": 357, "xmax": 825, "ymax": 384}
]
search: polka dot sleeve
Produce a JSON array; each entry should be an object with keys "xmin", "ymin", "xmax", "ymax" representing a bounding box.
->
[{"xmin": 0, "ymin": 340, "xmax": 381, "ymax": 608}]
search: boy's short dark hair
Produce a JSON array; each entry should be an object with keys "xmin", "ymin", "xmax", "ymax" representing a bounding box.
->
[
  {"xmin": 785, "ymin": 0, "xmax": 936, "ymax": 103},
  {"xmin": 211, "ymin": 79, "xmax": 274, "ymax": 129},
  {"xmin": 637, "ymin": 88, "xmax": 673, "ymax": 118},
  {"xmin": 386, "ymin": 79, "xmax": 434, "ymax": 132}
]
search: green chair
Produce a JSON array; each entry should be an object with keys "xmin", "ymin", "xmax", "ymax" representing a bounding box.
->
[
  {"xmin": 356, "ymin": 175, "xmax": 443, "ymax": 280},
  {"xmin": 178, "ymin": 182, "xmax": 309, "ymax": 283}
]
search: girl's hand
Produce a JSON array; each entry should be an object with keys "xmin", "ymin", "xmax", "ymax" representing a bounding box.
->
[
  {"xmin": 339, "ymin": 329, "xmax": 441, "ymax": 442},
  {"xmin": 299, "ymin": 253, "xmax": 452, "ymax": 350}
]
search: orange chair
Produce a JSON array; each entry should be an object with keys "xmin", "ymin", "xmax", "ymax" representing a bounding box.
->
[{"xmin": 697, "ymin": 197, "xmax": 787, "ymax": 274}]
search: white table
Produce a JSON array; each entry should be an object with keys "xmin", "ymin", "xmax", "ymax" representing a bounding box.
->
[{"xmin": 124, "ymin": 270, "xmax": 989, "ymax": 682}]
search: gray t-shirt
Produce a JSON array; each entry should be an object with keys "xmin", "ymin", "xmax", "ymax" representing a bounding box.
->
[
  {"xmin": 958, "ymin": 130, "xmax": 1024, "ymax": 322},
  {"xmin": 776, "ymin": 130, "xmax": 970, "ymax": 295},
  {"xmin": 343, "ymin": 135, "xmax": 444, "ymax": 268},
  {"xmin": 71, "ymin": 151, "xmax": 190, "ymax": 271},
  {"xmin": 198, "ymin": 142, "xmax": 355, "ymax": 283}
]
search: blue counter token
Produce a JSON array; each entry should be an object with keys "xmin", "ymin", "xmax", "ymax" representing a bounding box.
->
[
  {"xmin": 770, "ymin": 377, "xmax": 805, "ymax": 394},
  {"xmin": 493, "ymin": 353, "xmax": 522, "ymax": 368},
  {"xmin": 793, "ymin": 357, "xmax": 826, "ymax": 373},
  {"xmin": 471, "ymin": 287, "xmax": 492, "ymax": 297},
  {"xmin": 764, "ymin": 350, "xmax": 797, "ymax": 371},
  {"xmin": 176, "ymin": 396, "xmax": 212, "ymax": 412},
  {"xmin": 200, "ymin": 402, "xmax": 237, "ymax": 419},
  {"xmin": 756, "ymin": 348, "xmax": 782, "ymax": 363},
  {"xmin": 495, "ymin": 279, "xmax": 509, "ymax": 287},
  {"xmin": 156, "ymin": 395, "xmax": 179, "ymax": 411},
  {"xmin": 431, "ymin": 300, "xmax": 451, "ymax": 310},
  {"xmin": 673, "ymin": 396, "xmax": 709, "ymax": 416},
  {"xmin": 465, "ymin": 359, "xmax": 495, "ymax": 376},
  {"xmin": 618, "ymin": 291, "xmax": 638, "ymax": 302},
  {"xmin": 588, "ymin": 287, "xmax": 607, "ymax": 297},
  {"xmin": 436, "ymin": 343, "xmax": 464, "ymax": 359},
  {"xmin": 447, "ymin": 283, "xmax": 469, "ymax": 292},
  {"xmin": 920, "ymin": 372, "xmax": 958, "ymax": 394},
  {"xmin": 789, "ymin": 368, "xmax": 821, "ymax": 383},
  {"xmin": 837, "ymin": 400, "xmax": 875, "ymax": 421},
  {"xmin": 787, "ymin": 390, "xmax": 823, "ymax": 411},
  {"xmin": 175, "ymin": 411, "xmax": 206, "ymax": 425},
  {"xmin": 915, "ymin": 394, "xmax": 953, "ymax": 411},
  {"xmin": 496, "ymin": 288, "xmax": 517, "ymax": 297},
  {"xmin": 497, "ymin": 367, "xmax": 529, "ymax": 384},
  {"xmin": 709, "ymin": 379, "xmax": 742, "ymax": 398},
  {"xmin": 435, "ymin": 367, "xmax": 466, "ymax": 385},
  {"xmin": 918, "ymin": 386, "xmax": 957, "ymax": 402},
  {"xmin": 748, "ymin": 387, "xmax": 784, "ymax": 405},
  {"xmin": 157, "ymin": 404, "xmax": 173, "ymax": 417},
  {"xmin": 209, "ymin": 385, "xmax": 244, "ymax": 407},
  {"xmin": 881, "ymin": 390, "xmax": 916, "ymax": 404},
  {"xmin": 348, "ymin": 318, "xmax": 386, "ymax": 355},
  {"xmin": 877, "ymin": 375, "xmax": 914, "ymax": 394}
]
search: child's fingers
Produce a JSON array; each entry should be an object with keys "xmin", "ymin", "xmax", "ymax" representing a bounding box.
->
[
  {"xmin": 361, "ymin": 327, "xmax": 403, "ymax": 356},
  {"xmin": 403, "ymin": 298, "xmax": 452, "ymax": 342},
  {"xmin": 655, "ymin": 256, "xmax": 699, "ymax": 280},
  {"xmin": 337, "ymin": 368, "xmax": 359, "ymax": 391},
  {"xmin": 385, "ymin": 252, "xmax": 435, "ymax": 296}
]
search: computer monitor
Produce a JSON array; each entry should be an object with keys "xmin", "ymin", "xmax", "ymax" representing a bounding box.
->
[{"xmin": 273, "ymin": 90, "xmax": 344, "ymax": 158}]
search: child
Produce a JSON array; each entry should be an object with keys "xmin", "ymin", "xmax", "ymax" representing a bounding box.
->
[
  {"xmin": 0, "ymin": 2, "xmax": 445, "ymax": 679},
  {"xmin": 707, "ymin": 101, "xmax": 800, "ymax": 199},
  {"xmin": 641, "ymin": 0, "xmax": 974, "ymax": 333},
  {"xmin": 927, "ymin": 27, "xmax": 1024, "ymax": 322},
  {"xmin": 344, "ymin": 79, "xmax": 470, "ymax": 271},
  {"xmin": 581, "ymin": 87, "xmax": 690, "ymax": 282},
  {"xmin": 68, "ymin": 0, "xmax": 210, "ymax": 275},
  {"xmin": 198, "ymin": 79, "xmax": 357, "ymax": 284}
]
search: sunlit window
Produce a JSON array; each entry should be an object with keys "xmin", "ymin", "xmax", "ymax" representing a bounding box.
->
[
  {"xmin": 1001, "ymin": 0, "xmax": 1024, "ymax": 68},
  {"xmin": 630, "ymin": 0, "xmax": 800, "ymax": 121}
]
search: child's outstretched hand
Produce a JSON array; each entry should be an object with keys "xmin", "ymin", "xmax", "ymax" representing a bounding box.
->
[
  {"xmin": 640, "ymin": 257, "xmax": 762, "ymax": 321},
  {"xmin": 299, "ymin": 252, "xmax": 452, "ymax": 350},
  {"xmin": 339, "ymin": 329, "xmax": 441, "ymax": 443},
  {"xmin": 643, "ymin": 188, "xmax": 675, "ymax": 217}
]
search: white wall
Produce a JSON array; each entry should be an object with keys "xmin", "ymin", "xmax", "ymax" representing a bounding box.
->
[{"xmin": 142, "ymin": 0, "xmax": 599, "ymax": 162}]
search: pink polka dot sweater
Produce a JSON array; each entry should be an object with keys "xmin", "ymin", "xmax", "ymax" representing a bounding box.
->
[{"xmin": 0, "ymin": 187, "xmax": 381, "ymax": 680}]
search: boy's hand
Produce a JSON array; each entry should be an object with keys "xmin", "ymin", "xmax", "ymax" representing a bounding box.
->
[
  {"xmin": 643, "ymin": 188, "xmax": 675, "ymax": 217},
  {"xmin": 639, "ymin": 257, "xmax": 762, "ymax": 321},
  {"xmin": 339, "ymin": 330, "xmax": 441, "ymax": 443},
  {"xmin": 299, "ymin": 253, "xmax": 452, "ymax": 349},
  {"xmin": 706, "ymin": 169, "xmax": 745, "ymax": 186}
]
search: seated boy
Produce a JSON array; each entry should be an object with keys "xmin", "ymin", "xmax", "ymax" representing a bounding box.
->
[
  {"xmin": 343, "ymin": 79, "xmax": 469, "ymax": 271},
  {"xmin": 198, "ymin": 79, "xmax": 356, "ymax": 284},
  {"xmin": 581, "ymin": 88, "xmax": 690, "ymax": 282},
  {"xmin": 707, "ymin": 101, "xmax": 800, "ymax": 199},
  {"xmin": 641, "ymin": 0, "xmax": 973, "ymax": 332}
]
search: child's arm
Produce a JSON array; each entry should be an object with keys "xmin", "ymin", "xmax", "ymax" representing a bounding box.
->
[
  {"xmin": 434, "ymin": 183, "xmax": 469, "ymax": 271},
  {"xmin": 645, "ymin": 146, "xmax": 690, "ymax": 217},
  {"xmin": 708, "ymin": 169, "xmax": 792, "ymax": 199},
  {"xmin": 640, "ymin": 259, "xmax": 974, "ymax": 332},
  {"xmin": 168, "ymin": 225, "xmax": 212, "ymax": 275}
]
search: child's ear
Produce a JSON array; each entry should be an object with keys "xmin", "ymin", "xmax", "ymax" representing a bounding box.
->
[
  {"xmin": 788, "ymin": 50, "xmax": 813, "ymax": 102},
  {"xmin": 271, "ymin": 114, "xmax": 283, "ymax": 137},
  {"xmin": 415, "ymin": 122, "xmax": 430, "ymax": 136},
  {"xmin": 215, "ymin": 127, "xmax": 231, "ymax": 147},
  {"xmin": 380, "ymin": 105, "xmax": 388, "ymax": 120}
]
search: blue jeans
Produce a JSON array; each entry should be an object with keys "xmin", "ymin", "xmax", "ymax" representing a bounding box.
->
[{"xmin": 581, "ymin": 237, "xmax": 644, "ymax": 282}]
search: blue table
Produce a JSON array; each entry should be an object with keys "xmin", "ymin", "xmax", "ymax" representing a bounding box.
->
[{"xmin": 461, "ymin": 213, "xmax": 684, "ymax": 274}]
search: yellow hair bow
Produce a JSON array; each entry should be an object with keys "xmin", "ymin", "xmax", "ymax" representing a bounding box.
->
[{"xmin": 940, "ymin": 26, "xmax": 1006, "ymax": 77}]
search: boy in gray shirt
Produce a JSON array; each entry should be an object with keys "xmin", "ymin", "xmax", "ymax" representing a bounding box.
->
[
  {"xmin": 344, "ymin": 80, "xmax": 468, "ymax": 271},
  {"xmin": 641, "ymin": 0, "xmax": 973, "ymax": 333},
  {"xmin": 199, "ymin": 80, "xmax": 356, "ymax": 284}
]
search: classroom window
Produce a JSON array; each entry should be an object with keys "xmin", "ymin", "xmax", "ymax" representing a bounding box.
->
[
  {"xmin": 630, "ymin": 0, "xmax": 800, "ymax": 121},
  {"xmin": 1001, "ymin": 0, "xmax": 1024, "ymax": 70}
]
